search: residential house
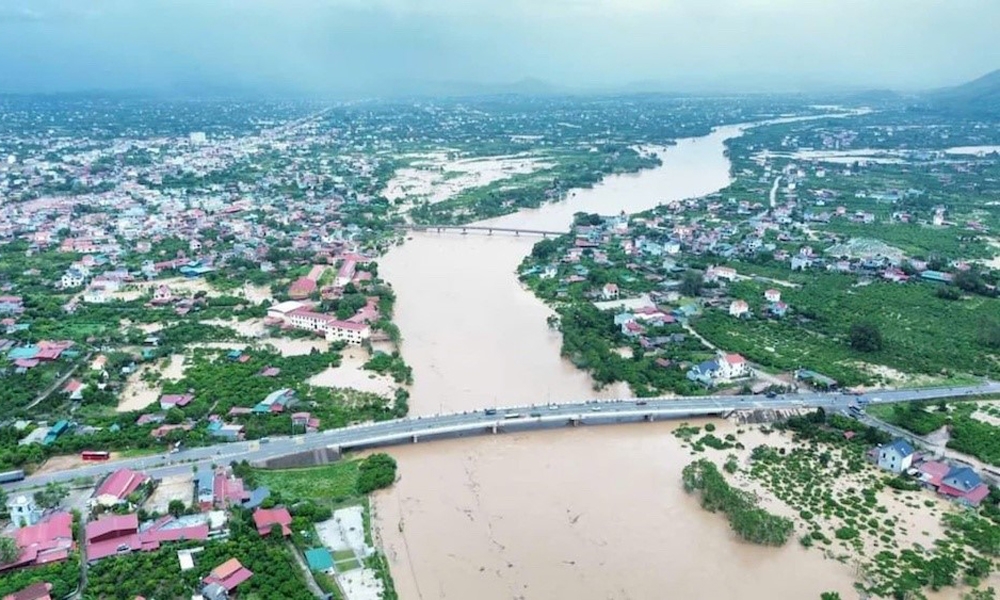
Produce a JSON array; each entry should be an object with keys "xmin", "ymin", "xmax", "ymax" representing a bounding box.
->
[
  {"xmin": 794, "ymin": 369, "xmax": 838, "ymax": 390},
  {"xmin": 0, "ymin": 512, "xmax": 73, "ymax": 572},
  {"xmin": 202, "ymin": 558, "xmax": 254, "ymax": 597},
  {"xmin": 213, "ymin": 468, "xmax": 251, "ymax": 507},
  {"xmin": 728, "ymin": 300, "xmax": 750, "ymax": 318},
  {"xmin": 159, "ymin": 393, "xmax": 194, "ymax": 410},
  {"xmin": 62, "ymin": 379, "xmax": 85, "ymax": 401},
  {"xmin": 151, "ymin": 285, "xmax": 174, "ymax": 305},
  {"xmin": 85, "ymin": 514, "xmax": 143, "ymax": 561},
  {"xmin": 60, "ymin": 269, "xmax": 87, "ymax": 289},
  {"xmin": 601, "ymin": 283, "xmax": 620, "ymax": 301},
  {"xmin": 876, "ymin": 439, "xmax": 915, "ymax": 473},
  {"xmin": 254, "ymin": 389, "xmax": 296, "ymax": 414},
  {"xmin": 939, "ymin": 467, "xmax": 990, "ymax": 507},
  {"xmin": 252, "ymin": 507, "xmax": 292, "ymax": 537},
  {"xmin": 717, "ymin": 354, "xmax": 751, "ymax": 379},
  {"xmin": 42, "ymin": 420, "xmax": 71, "ymax": 446},
  {"xmin": 687, "ymin": 359, "xmax": 720, "ymax": 386},
  {"xmin": 0, "ymin": 296, "xmax": 24, "ymax": 315},
  {"xmin": 207, "ymin": 420, "xmax": 245, "ymax": 441},
  {"xmin": 767, "ymin": 302, "xmax": 789, "ymax": 318},
  {"xmin": 3, "ymin": 582, "xmax": 53, "ymax": 600},
  {"xmin": 706, "ymin": 266, "xmax": 737, "ymax": 282},
  {"xmin": 139, "ymin": 515, "xmax": 209, "ymax": 545},
  {"xmin": 764, "ymin": 289, "xmax": 781, "ymax": 303},
  {"xmin": 92, "ymin": 468, "xmax": 151, "ymax": 507},
  {"xmin": 288, "ymin": 277, "xmax": 317, "ymax": 300},
  {"xmin": 304, "ymin": 548, "xmax": 334, "ymax": 574}
]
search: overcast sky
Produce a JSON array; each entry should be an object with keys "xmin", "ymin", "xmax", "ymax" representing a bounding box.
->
[{"xmin": 1, "ymin": 0, "xmax": 998, "ymax": 96}]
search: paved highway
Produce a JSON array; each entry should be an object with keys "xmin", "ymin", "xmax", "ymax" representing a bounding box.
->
[{"xmin": 5, "ymin": 382, "xmax": 999, "ymax": 491}]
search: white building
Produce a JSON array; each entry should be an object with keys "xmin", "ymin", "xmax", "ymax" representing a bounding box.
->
[
  {"xmin": 877, "ymin": 440, "xmax": 915, "ymax": 473},
  {"xmin": 325, "ymin": 320, "xmax": 370, "ymax": 345},
  {"xmin": 7, "ymin": 493, "xmax": 41, "ymax": 528},
  {"xmin": 61, "ymin": 269, "xmax": 87, "ymax": 289},
  {"xmin": 189, "ymin": 131, "xmax": 207, "ymax": 144},
  {"xmin": 729, "ymin": 300, "xmax": 750, "ymax": 318}
]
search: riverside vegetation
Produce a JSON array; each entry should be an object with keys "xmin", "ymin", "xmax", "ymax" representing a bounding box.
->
[{"xmin": 679, "ymin": 410, "xmax": 1000, "ymax": 600}]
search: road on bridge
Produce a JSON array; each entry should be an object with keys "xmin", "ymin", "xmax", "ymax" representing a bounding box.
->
[{"xmin": 5, "ymin": 382, "xmax": 998, "ymax": 492}]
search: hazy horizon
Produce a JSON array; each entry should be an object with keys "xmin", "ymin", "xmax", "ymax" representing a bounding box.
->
[{"xmin": 2, "ymin": 0, "xmax": 999, "ymax": 97}]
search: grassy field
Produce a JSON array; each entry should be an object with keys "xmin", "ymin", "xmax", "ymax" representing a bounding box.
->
[
  {"xmin": 694, "ymin": 273, "xmax": 1000, "ymax": 385},
  {"xmin": 254, "ymin": 459, "xmax": 361, "ymax": 503}
]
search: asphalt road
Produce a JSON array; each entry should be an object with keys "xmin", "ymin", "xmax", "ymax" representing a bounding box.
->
[{"xmin": 6, "ymin": 381, "xmax": 998, "ymax": 492}]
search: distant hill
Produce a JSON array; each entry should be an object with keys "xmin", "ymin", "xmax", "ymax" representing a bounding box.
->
[{"xmin": 924, "ymin": 69, "xmax": 1000, "ymax": 116}]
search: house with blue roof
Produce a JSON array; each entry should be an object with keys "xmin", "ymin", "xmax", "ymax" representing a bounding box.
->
[
  {"xmin": 687, "ymin": 360, "xmax": 720, "ymax": 386},
  {"xmin": 43, "ymin": 420, "xmax": 72, "ymax": 445},
  {"xmin": 304, "ymin": 548, "xmax": 334, "ymax": 573},
  {"xmin": 939, "ymin": 466, "xmax": 990, "ymax": 507},
  {"xmin": 877, "ymin": 439, "xmax": 915, "ymax": 473},
  {"xmin": 254, "ymin": 389, "xmax": 296, "ymax": 414}
]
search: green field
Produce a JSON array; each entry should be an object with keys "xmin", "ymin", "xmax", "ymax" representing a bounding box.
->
[{"xmin": 255, "ymin": 460, "xmax": 361, "ymax": 503}]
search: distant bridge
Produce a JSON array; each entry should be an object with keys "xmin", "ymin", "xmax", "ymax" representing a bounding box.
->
[{"xmin": 401, "ymin": 224, "xmax": 567, "ymax": 238}]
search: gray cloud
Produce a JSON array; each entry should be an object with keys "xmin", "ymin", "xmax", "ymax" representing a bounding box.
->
[{"xmin": 0, "ymin": 0, "xmax": 997, "ymax": 95}]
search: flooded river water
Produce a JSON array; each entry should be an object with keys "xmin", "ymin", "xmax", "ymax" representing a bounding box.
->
[{"xmin": 375, "ymin": 123, "xmax": 859, "ymax": 599}]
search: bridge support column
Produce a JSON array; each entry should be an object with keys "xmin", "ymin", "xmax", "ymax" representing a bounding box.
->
[
  {"xmin": 412, "ymin": 435, "xmax": 418, "ymax": 443},
  {"xmin": 488, "ymin": 229, "xmax": 493, "ymax": 235},
  {"xmin": 645, "ymin": 414, "xmax": 655, "ymax": 422},
  {"xmin": 491, "ymin": 423, "xmax": 498, "ymax": 434}
]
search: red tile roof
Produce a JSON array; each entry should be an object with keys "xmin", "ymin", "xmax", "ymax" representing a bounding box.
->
[
  {"xmin": 4, "ymin": 513, "xmax": 74, "ymax": 571},
  {"xmin": 85, "ymin": 514, "xmax": 141, "ymax": 561},
  {"xmin": 3, "ymin": 582, "xmax": 53, "ymax": 600},
  {"xmin": 252, "ymin": 507, "xmax": 292, "ymax": 537},
  {"xmin": 95, "ymin": 469, "xmax": 150, "ymax": 502},
  {"xmin": 204, "ymin": 558, "xmax": 254, "ymax": 591},
  {"xmin": 159, "ymin": 393, "xmax": 194, "ymax": 407}
]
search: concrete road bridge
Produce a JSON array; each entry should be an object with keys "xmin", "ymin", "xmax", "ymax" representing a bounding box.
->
[{"xmin": 5, "ymin": 382, "xmax": 998, "ymax": 491}]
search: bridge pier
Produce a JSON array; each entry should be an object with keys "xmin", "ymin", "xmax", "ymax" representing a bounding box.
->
[
  {"xmin": 412, "ymin": 434, "xmax": 418, "ymax": 443},
  {"xmin": 645, "ymin": 414, "xmax": 655, "ymax": 422},
  {"xmin": 488, "ymin": 229, "xmax": 493, "ymax": 235},
  {"xmin": 491, "ymin": 423, "xmax": 498, "ymax": 434},
  {"xmin": 569, "ymin": 417, "xmax": 580, "ymax": 427}
]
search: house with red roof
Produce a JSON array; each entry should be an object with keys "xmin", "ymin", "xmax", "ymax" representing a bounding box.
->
[
  {"xmin": 253, "ymin": 507, "xmax": 292, "ymax": 537},
  {"xmin": 938, "ymin": 466, "xmax": 990, "ymax": 507},
  {"xmin": 92, "ymin": 468, "xmax": 151, "ymax": 507},
  {"xmin": 159, "ymin": 393, "xmax": 194, "ymax": 410},
  {"xmin": 288, "ymin": 277, "xmax": 318, "ymax": 300},
  {"xmin": 139, "ymin": 515, "xmax": 209, "ymax": 544},
  {"xmin": 3, "ymin": 582, "xmax": 53, "ymax": 600},
  {"xmin": 213, "ymin": 470, "xmax": 250, "ymax": 507},
  {"xmin": 85, "ymin": 513, "xmax": 143, "ymax": 562},
  {"xmin": 0, "ymin": 512, "xmax": 74, "ymax": 572},
  {"xmin": 62, "ymin": 379, "xmax": 85, "ymax": 401},
  {"xmin": 717, "ymin": 354, "xmax": 751, "ymax": 380},
  {"xmin": 203, "ymin": 557, "xmax": 253, "ymax": 594}
]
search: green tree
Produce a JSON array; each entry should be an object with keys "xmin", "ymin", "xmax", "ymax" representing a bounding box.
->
[
  {"xmin": 820, "ymin": 593, "xmax": 842, "ymax": 600},
  {"xmin": 848, "ymin": 321, "xmax": 884, "ymax": 353},
  {"xmin": 680, "ymin": 270, "xmax": 704, "ymax": 297},
  {"xmin": 357, "ymin": 453, "xmax": 398, "ymax": 494},
  {"xmin": 34, "ymin": 482, "xmax": 68, "ymax": 509},
  {"xmin": 0, "ymin": 535, "xmax": 18, "ymax": 564},
  {"xmin": 167, "ymin": 499, "xmax": 186, "ymax": 517}
]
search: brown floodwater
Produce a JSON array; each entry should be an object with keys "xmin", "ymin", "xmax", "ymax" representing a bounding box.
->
[{"xmin": 374, "ymin": 121, "xmax": 871, "ymax": 599}]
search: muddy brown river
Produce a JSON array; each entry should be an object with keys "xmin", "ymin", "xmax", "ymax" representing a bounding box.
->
[{"xmin": 375, "ymin": 122, "xmax": 865, "ymax": 599}]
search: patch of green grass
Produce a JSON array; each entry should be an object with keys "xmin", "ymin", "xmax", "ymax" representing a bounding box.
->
[
  {"xmin": 255, "ymin": 460, "xmax": 360, "ymax": 502},
  {"xmin": 332, "ymin": 550, "xmax": 355, "ymax": 561},
  {"xmin": 335, "ymin": 558, "xmax": 361, "ymax": 572}
]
